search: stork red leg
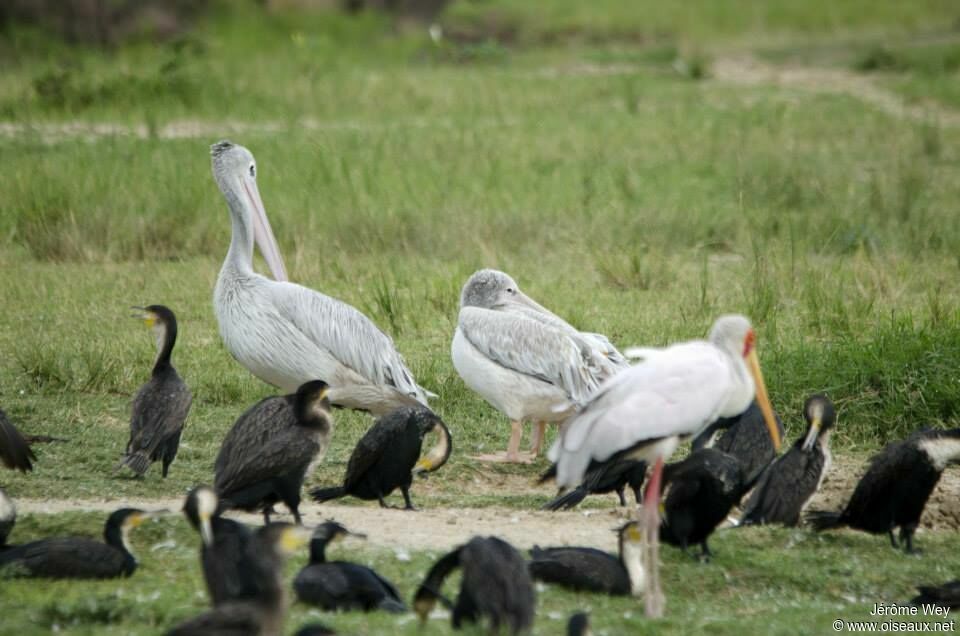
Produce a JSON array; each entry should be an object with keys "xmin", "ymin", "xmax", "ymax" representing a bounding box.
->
[{"xmin": 642, "ymin": 456, "xmax": 665, "ymax": 618}]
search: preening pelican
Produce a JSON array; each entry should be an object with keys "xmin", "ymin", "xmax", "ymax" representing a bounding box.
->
[
  {"xmin": 452, "ymin": 269, "xmax": 628, "ymax": 462},
  {"xmin": 210, "ymin": 141, "xmax": 431, "ymax": 415},
  {"xmin": 547, "ymin": 314, "xmax": 781, "ymax": 616}
]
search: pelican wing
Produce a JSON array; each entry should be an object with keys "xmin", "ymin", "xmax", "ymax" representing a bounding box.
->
[
  {"xmin": 458, "ymin": 307, "xmax": 598, "ymax": 404},
  {"xmin": 269, "ymin": 282, "xmax": 427, "ymax": 403},
  {"xmin": 550, "ymin": 341, "xmax": 734, "ymax": 487}
]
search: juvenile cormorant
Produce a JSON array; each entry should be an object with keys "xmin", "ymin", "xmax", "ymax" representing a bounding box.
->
[
  {"xmin": 311, "ymin": 406, "xmax": 451, "ymax": 509},
  {"xmin": 567, "ymin": 612, "xmax": 593, "ymax": 636},
  {"xmin": 528, "ymin": 521, "xmax": 643, "ymax": 596},
  {"xmin": 540, "ymin": 456, "xmax": 646, "ymax": 511},
  {"xmin": 807, "ymin": 427, "xmax": 960, "ymax": 553},
  {"xmin": 167, "ymin": 522, "xmax": 312, "ymax": 636},
  {"xmin": 659, "ymin": 448, "xmax": 745, "ymax": 559},
  {"xmin": 740, "ymin": 395, "xmax": 836, "ymax": 526},
  {"xmin": 911, "ymin": 580, "xmax": 960, "ymax": 608},
  {"xmin": 0, "ymin": 508, "xmax": 151, "ymax": 578},
  {"xmin": 692, "ymin": 399, "xmax": 785, "ymax": 489},
  {"xmin": 182, "ymin": 485, "xmax": 268, "ymax": 606},
  {"xmin": 414, "ymin": 535, "xmax": 535, "ymax": 634},
  {"xmin": 293, "ymin": 520, "xmax": 406, "ymax": 612},
  {"xmin": 215, "ymin": 380, "xmax": 332, "ymax": 524},
  {"xmin": 0, "ymin": 487, "xmax": 15, "ymax": 548},
  {"xmin": 0, "ymin": 409, "xmax": 36, "ymax": 472},
  {"xmin": 118, "ymin": 305, "xmax": 193, "ymax": 477}
]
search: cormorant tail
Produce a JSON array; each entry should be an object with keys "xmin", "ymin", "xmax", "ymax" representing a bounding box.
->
[
  {"xmin": 536, "ymin": 464, "xmax": 557, "ymax": 485},
  {"xmin": 542, "ymin": 488, "xmax": 588, "ymax": 511},
  {"xmin": 118, "ymin": 451, "xmax": 150, "ymax": 476},
  {"xmin": 310, "ymin": 486, "xmax": 346, "ymax": 503},
  {"xmin": 805, "ymin": 510, "xmax": 844, "ymax": 531},
  {"xmin": 378, "ymin": 598, "xmax": 408, "ymax": 613}
]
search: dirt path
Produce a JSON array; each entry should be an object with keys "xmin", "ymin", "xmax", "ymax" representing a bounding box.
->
[{"xmin": 13, "ymin": 455, "xmax": 960, "ymax": 551}]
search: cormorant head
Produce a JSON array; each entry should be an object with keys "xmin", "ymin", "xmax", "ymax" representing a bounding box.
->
[
  {"xmin": 103, "ymin": 508, "xmax": 152, "ymax": 556},
  {"xmin": 293, "ymin": 380, "xmax": 332, "ymax": 427},
  {"xmin": 182, "ymin": 485, "xmax": 218, "ymax": 546},
  {"xmin": 801, "ymin": 394, "xmax": 836, "ymax": 451},
  {"xmin": 132, "ymin": 305, "xmax": 178, "ymax": 364},
  {"xmin": 411, "ymin": 409, "xmax": 453, "ymax": 475},
  {"xmin": 567, "ymin": 612, "xmax": 593, "ymax": 636},
  {"xmin": 709, "ymin": 314, "xmax": 781, "ymax": 453},
  {"xmin": 917, "ymin": 427, "xmax": 960, "ymax": 470},
  {"xmin": 314, "ymin": 520, "xmax": 365, "ymax": 543}
]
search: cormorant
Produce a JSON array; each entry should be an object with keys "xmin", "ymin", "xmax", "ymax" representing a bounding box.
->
[
  {"xmin": 414, "ymin": 535, "xmax": 535, "ymax": 634},
  {"xmin": 167, "ymin": 522, "xmax": 312, "ymax": 636},
  {"xmin": 740, "ymin": 395, "xmax": 836, "ymax": 526},
  {"xmin": 692, "ymin": 399, "xmax": 785, "ymax": 489},
  {"xmin": 807, "ymin": 427, "xmax": 960, "ymax": 553},
  {"xmin": 182, "ymin": 485, "xmax": 267, "ymax": 606},
  {"xmin": 0, "ymin": 408, "xmax": 36, "ymax": 472},
  {"xmin": 0, "ymin": 508, "xmax": 151, "ymax": 578},
  {"xmin": 118, "ymin": 305, "xmax": 192, "ymax": 478},
  {"xmin": 528, "ymin": 521, "xmax": 643, "ymax": 596},
  {"xmin": 911, "ymin": 580, "xmax": 960, "ymax": 608},
  {"xmin": 293, "ymin": 520, "xmax": 406, "ymax": 612},
  {"xmin": 540, "ymin": 456, "xmax": 646, "ymax": 511},
  {"xmin": 215, "ymin": 380, "xmax": 332, "ymax": 524},
  {"xmin": 0, "ymin": 487, "xmax": 15, "ymax": 548},
  {"xmin": 293, "ymin": 624, "xmax": 338, "ymax": 636},
  {"xmin": 659, "ymin": 448, "xmax": 745, "ymax": 559},
  {"xmin": 311, "ymin": 406, "xmax": 451, "ymax": 510},
  {"xmin": 567, "ymin": 612, "xmax": 593, "ymax": 636}
]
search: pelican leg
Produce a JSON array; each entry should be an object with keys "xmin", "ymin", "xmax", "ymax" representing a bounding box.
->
[
  {"xmin": 642, "ymin": 456, "xmax": 665, "ymax": 618},
  {"xmin": 530, "ymin": 421, "xmax": 548, "ymax": 456},
  {"xmin": 506, "ymin": 420, "xmax": 523, "ymax": 462}
]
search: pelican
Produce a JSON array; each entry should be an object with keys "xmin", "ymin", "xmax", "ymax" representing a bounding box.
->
[
  {"xmin": 452, "ymin": 269, "xmax": 628, "ymax": 462},
  {"xmin": 547, "ymin": 314, "xmax": 781, "ymax": 616},
  {"xmin": 210, "ymin": 141, "xmax": 431, "ymax": 415}
]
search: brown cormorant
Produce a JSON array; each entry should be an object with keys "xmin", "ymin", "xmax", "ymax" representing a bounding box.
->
[
  {"xmin": 414, "ymin": 535, "xmax": 535, "ymax": 634},
  {"xmin": 807, "ymin": 427, "xmax": 960, "ymax": 553},
  {"xmin": 215, "ymin": 380, "xmax": 332, "ymax": 524},
  {"xmin": 311, "ymin": 406, "xmax": 451, "ymax": 510},
  {"xmin": 528, "ymin": 521, "xmax": 643, "ymax": 596},
  {"xmin": 540, "ymin": 456, "xmax": 646, "ymax": 511},
  {"xmin": 167, "ymin": 522, "xmax": 311, "ymax": 636},
  {"xmin": 692, "ymin": 399, "xmax": 785, "ymax": 489},
  {"xmin": 740, "ymin": 395, "xmax": 836, "ymax": 526},
  {"xmin": 293, "ymin": 520, "xmax": 405, "ymax": 612},
  {"xmin": 911, "ymin": 580, "xmax": 960, "ymax": 608},
  {"xmin": 0, "ymin": 508, "xmax": 151, "ymax": 578},
  {"xmin": 0, "ymin": 409, "xmax": 35, "ymax": 472},
  {"xmin": 118, "ymin": 305, "xmax": 192, "ymax": 477},
  {"xmin": 659, "ymin": 448, "xmax": 745, "ymax": 559}
]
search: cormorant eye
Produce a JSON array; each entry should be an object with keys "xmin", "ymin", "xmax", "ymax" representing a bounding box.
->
[{"xmin": 249, "ymin": 165, "xmax": 256, "ymax": 178}]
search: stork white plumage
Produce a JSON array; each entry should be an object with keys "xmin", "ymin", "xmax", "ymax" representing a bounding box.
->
[
  {"xmin": 210, "ymin": 141, "xmax": 432, "ymax": 416},
  {"xmin": 452, "ymin": 269, "xmax": 628, "ymax": 462},
  {"xmin": 547, "ymin": 314, "xmax": 781, "ymax": 616}
]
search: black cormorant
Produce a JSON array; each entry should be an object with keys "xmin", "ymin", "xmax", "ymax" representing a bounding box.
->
[
  {"xmin": 182, "ymin": 485, "xmax": 267, "ymax": 606},
  {"xmin": 807, "ymin": 427, "xmax": 960, "ymax": 553},
  {"xmin": 659, "ymin": 448, "xmax": 745, "ymax": 559},
  {"xmin": 528, "ymin": 521, "xmax": 643, "ymax": 596},
  {"xmin": 215, "ymin": 380, "xmax": 332, "ymax": 524},
  {"xmin": 118, "ymin": 305, "xmax": 192, "ymax": 477},
  {"xmin": 692, "ymin": 399, "xmax": 785, "ymax": 489},
  {"xmin": 414, "ymin": 535, "xmax": 535, "ymax": 634},
  {"xmin": 0, "ymin": 508, "xmax": 151, "ymax": 578},
  {"xmin": 167, "ymin": 522, "xmax": 311, "ymax": 636},
  {"xmin": 740, "ymin": 395, "xmax": 836, "ymax": 526},
  {"xmin": 311, "ymin": 406, "xmax": 451, "ymax": 510},
  {"xmin": 293, "ymin": 624, "xmax": 338, "ymax": 636},
  {"xmin": 911, "ymin": 580, "xmax": 960, "ymax": 608},
  {"xmin": 0, "ymin": 409, "xmax": 35, "ymax": 472},
  {"xmin": 567, "ymin": 612, "xmax": 593, "ymax": 636},
  {"xmin": 293, "ymin": 520, "xmax": 405, "ymax": 612},
  {"xmin": 540, "ymin": 456, "xmax": 646, "ymax": 511},
  {"xmin": 0, "ymin": 487, "xmax": 15, "ymax": 549}
]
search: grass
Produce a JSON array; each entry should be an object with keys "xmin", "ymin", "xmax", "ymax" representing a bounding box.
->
[{"xmin": 1, "ymin": 1, "xmax": 960, "ymax": 633}]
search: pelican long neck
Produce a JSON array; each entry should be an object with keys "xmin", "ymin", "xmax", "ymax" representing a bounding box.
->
[{"xmin": 222, "ymin": 183, "xmax": 255, "ymax": 277}]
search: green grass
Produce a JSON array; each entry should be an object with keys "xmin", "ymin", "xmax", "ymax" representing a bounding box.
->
[
  {"xmin": 1, "ymin": 512, "xmax": 958, "ymax": 635},
  {"xmin": 1, "ymin": 1, "xmax": 960, "ymax": 634}
]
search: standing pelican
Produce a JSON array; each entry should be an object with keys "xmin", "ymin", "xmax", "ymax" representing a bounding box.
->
[
  {"xmin": 548, "ymin": 314, "xmax": 781, "ymax": 616},
  {"xmin": 452, "ymin": 269, "xmax": 627, "ymax": 462},
  {"xmin": 210, "ymin": 141, "xmax": 431, "ymax": 415}
]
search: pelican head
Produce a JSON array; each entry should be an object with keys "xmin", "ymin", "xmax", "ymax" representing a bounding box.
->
[
  {"xmin": 211, "ymin": 140, "xmax": 288, "ymax": 282},
  {"xmin": 459, "ymin": 269, "xmax": 552, "ymax": 314},
  {"xmin": 709, "ymin": 314, "xmax": 782, "ymax": 452},
  {"xmin": 802, "ymin": 394, "xmax": 836, "ymax": 451}
]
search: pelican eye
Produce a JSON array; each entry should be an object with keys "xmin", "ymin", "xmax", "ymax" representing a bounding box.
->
[
  {"xmin": 507, "ymin": 288, "xmax": 515, "ymax": 294},
  {"xmin": 249, "ymin": 164, "xmax": 256, "ymax": 178}
]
